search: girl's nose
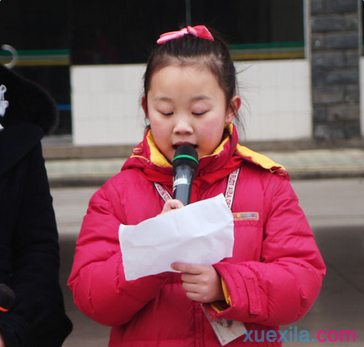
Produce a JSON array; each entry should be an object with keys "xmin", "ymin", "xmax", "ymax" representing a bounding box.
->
[{"xmin": 173, "ymin": 115, "xmax": 193, "ymax": 134}]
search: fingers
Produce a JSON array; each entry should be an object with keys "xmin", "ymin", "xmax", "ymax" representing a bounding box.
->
[
  {"xmin": 171, "ymin": 262, "xmax": 204, "ymax": 274},
  {"xmin": 171, "ymin": 263, "xmax": 224, "ymax": 303},
  {"xmin": 159, "ymin": 199, "xmax": 184, "ymax": 215},
  {"xmin": 181, "ymin": 277, "xmax": 218, "ymax": 303}
]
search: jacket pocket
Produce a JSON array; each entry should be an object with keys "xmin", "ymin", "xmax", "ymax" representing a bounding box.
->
[
  {"xmin": 231, "ymin": 220, "xmax": 263, "ymax": 262},
  {"xmin": 245, "ymin": 277, "xmax": 263, "ymax": 315}
]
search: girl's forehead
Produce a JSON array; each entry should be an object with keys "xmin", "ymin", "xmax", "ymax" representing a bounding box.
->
[
  {"xmin": 151, "ymin": 63, "xmax": 216, "ymax": 84},
  {"xmin": 148, "ymin": 65, "xmax": 226, "ymax": 103},
  {"xmin": 153, "ymin": 53, "xmax": 215, "ymax": 73},
  {"xmin": 149, "ymin": 65, "xmax": 219, "ymax": 91}
]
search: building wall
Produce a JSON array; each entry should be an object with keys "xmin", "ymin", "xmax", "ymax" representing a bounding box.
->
[
  {"xmin": 71, "ymin": 65, "xmax": 146, "ymax": 145},
  {"xmin": 310, "ymin": 0, "xmax": 361, "ymax": 139},
  {"xmin": 239, "ymin": 60, "xmax": 312, "ymax": 141},
  {"xmin": 360, "ymin": 58, "xmax": 364, "ymax": 137},
  {"xmin": 71, "ymin": 0, "xmax": 364, "ymax": 146},
  {"xmin": 71, "ymin": 60, "xmax": 312, "ymax": 146}
]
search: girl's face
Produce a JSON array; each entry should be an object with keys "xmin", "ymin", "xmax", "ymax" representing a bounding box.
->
[{"xmin": 143, "ymin": 64, "xmax": 241, "ymax": 163}]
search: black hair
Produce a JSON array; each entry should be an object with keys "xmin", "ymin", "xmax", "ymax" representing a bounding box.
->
[{"xmin": 143, "ymin": 27, "xmax": 242, "ymax": 123}]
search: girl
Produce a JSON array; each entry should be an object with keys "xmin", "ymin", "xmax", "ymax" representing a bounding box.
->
[{"xmin": 68, "ymin": 25, "xmax": 326, "ymax": 346}]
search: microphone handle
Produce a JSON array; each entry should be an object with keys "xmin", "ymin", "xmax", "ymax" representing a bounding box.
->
[{"xmin": 173, "ymin": 165, "xmax": 195, "ymax": 206}]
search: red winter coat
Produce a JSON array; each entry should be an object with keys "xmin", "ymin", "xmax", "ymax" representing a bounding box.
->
[{"xmin": 68, "ymin": 125, "xmax": 325, "ymax": 346}]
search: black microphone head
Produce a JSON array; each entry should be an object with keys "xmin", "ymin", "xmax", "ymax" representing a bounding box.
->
[
  {"xmin": 172, "ymin": 145, "xmax": 199, "ymax": 171},
  {"xmin": 0, "ymin": 284, "xmax": 15, "ymax": 312}
]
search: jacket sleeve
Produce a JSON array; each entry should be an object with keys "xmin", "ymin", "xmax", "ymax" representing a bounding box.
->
[
  {"xmin": 67, "ymin": 180, "xmax": 168, "ymax": 327},
  {"xmin": 205, "ymin": 176, "xmax": 326, "ymax": 326},
  {"xmin": 0, "ymin": 142, "xmax": 72, "ymax": 347}
]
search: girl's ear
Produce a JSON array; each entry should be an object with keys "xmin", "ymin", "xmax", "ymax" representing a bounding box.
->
[
  {"xmin": 142, "ymin": 95, "xmax": 148, "ymax": 118},
  {"xmin": 225, "ymin": 95, "xmax": 241, "ymax": 123}
]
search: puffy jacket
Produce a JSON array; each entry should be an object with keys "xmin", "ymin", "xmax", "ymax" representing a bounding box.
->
[
  {"xmin": 0, "ymin": 64, "xmax": 72, "ymax": 346},
  {"xmin": 68, "ymin": 125, "xmax": 326, "ymax": 346}
]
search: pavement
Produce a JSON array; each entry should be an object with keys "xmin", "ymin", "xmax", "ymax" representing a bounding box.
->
[{"xmin": 42, "ymin": 135, "xmax": 364, "ymax": 187}]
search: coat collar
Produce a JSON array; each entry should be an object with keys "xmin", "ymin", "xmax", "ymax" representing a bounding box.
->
[
  {"xmin": 122, "ymin": 124, "xmax": 238, "ymax": 176},
  {"xmin": 122, "ymin": 123, "xmax": 288, "ymax": 189},
  {"xmin": 124, "ymin": 123, "xmax": 287, "ymax": 169}
]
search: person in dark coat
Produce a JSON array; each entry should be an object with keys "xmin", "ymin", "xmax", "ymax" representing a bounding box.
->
[{"xmin": 0, "ymin": 64, "xmax": 72, "ymax": 346}]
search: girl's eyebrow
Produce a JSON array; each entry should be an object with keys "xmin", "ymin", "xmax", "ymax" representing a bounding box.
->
[
  {"xmin": 153, "ymin": 96, "xmax": 173, "ymax": 103},
  {"xmin": 191, "ymin": 95, "xmax": 212, "ymax": 101},
  {"xmin": 153, "ymin": 95, "xmax": 212, "ymax": 102}
]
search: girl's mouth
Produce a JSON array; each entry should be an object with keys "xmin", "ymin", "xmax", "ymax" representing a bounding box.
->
[{"xmin": 172, "ymin": 143, "xmax": 197, "ymax": 150}]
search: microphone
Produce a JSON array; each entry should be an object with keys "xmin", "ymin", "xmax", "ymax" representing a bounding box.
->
[
  {"xmin": 172, "ymin": 145, "xmax": 199, "ymax": 206},
  {"xmin": 0, "ymin": 283, "xmax": 15, "ymax": 315}
]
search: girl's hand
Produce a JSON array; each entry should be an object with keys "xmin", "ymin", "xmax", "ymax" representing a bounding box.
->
[
  {"xmin": 171, "ymin": 263, "xmax": 224, "ymax": 303},
  {"xmin": 159, "ymin": 199, "xmax": 184, "ymax": 215}
]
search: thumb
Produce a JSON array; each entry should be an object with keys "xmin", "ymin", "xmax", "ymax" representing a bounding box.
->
[{"xmin": 160, "ymin": 199, "xmax": 184, "ymax": 215}]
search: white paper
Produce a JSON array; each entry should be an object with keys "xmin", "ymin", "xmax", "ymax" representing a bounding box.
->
[{"xmin": 119, "ymin": 194, "xmax": 234, "ymax": 281}]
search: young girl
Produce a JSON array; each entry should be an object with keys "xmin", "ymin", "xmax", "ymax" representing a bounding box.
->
[{"xmin": 68, "ymin": 25, "xmax": 326, "ymax": 346}]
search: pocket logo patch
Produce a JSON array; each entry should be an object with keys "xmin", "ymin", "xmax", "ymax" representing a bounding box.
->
[{"xmin": 233, "ymin": 212, "xmax": 259, "ymax": 221}]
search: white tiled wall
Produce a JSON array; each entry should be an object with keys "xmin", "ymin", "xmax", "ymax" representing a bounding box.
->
[
  {"xmin": 71, "ymin": 60, "xmax": 312, "ymax": 145},
  {"xmin": 71, "ymin": 65, "xmax": 146, "ymax": 145},
  {"xmin": 237, "ymin": 60, "xmax": 312, "ymax": 141}
]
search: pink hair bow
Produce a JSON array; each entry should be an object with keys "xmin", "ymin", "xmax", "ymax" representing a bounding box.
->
[{"xmin": 157, "ymin": 25, "xmax": 214, "ymax": 44}]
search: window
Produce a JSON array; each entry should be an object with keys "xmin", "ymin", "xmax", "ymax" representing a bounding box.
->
[
  {"xmin": 70, "ymin": 0, "xmax": 304, "ymax": 64},
  {"xmin": 0, "ymin": 0, "xmax": 70, "ymax": 134},
  {"xmin": 1, "ymin": 0, "xmax": 304, "ymax": 135}
]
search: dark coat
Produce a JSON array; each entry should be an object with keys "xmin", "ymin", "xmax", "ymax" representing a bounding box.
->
[{"xmin": 0, "ymin": 65, "xmax": 72, "ymax": 346}]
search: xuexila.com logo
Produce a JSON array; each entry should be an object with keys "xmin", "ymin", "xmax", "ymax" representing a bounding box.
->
[{"xmin": 242, "ymin": 327, "xmax": 356, "ymax": 343}]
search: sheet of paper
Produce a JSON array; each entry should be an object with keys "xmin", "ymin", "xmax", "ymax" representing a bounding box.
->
[{"xmin": 119, "ymin": 194, "xmax": 234, "ymax": 281}]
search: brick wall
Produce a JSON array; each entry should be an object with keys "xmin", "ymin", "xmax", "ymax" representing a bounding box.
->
[{"xmin": 310, "ymin": 0, "xmax": 361, "ymax": 139}]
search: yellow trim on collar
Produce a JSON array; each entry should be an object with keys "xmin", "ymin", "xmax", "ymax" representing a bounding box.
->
[
  {"xmin": 206, "ymin": 124, "xmax": 232, "ymax": 158},
  {"xmin": 146, "ymin": 125, "xmax": 232, "ymax": 165},
  {"xmin": 236, "ymin": 144, "xmax": 287, "ymax": 173},
  {"xmin": 145, "ymin": 125, "xmax": 286, "ymax": 175},
  {"xmin": 146, "ymin": 131, "xmax": 172, "ymax": 167}
]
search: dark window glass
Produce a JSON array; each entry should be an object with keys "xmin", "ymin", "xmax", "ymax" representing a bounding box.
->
[
  {"xmin": 192, "ymin": 0, "xmax": 304, "ymax": 44},
  {"xmin": 70, "ymin": 0, "xmax": 304, "ymax": 64},
  {"xmin": 191, "ymin": 0, "xmax": 304, "ymax": 60},
  {"xmin": 1, "ymin": 0, "xmax": 304, "ymax": 135},
  {"xmin": 70, "ymin": 0, "xmax": 186, "ymax": 64},
  {"xmin": 1, "ymin": 0, "xmax": 71, "ymax": 135}
]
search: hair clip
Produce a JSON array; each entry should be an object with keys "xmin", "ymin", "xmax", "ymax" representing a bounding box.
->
[
  {"xmin": 157, "ymin": 25, "xmax": 214, "ymax": 45},
  {"xmin": 0, "ymin": 85, "xmax": 9, "ymax": 130},
  {"xmin": 0, "ymin": 85, "xmax": 9, "ymax": 117}
]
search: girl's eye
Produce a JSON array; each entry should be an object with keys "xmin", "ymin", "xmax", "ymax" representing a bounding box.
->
[
  {"xmin": 159, "ymin": 111, "xmax": 173, "ymax": 116},
  {"xmin": 192, "ymin": 111, "xmax": 207, "ymax": 116}
]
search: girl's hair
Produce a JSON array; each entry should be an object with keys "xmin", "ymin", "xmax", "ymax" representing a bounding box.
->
[{"xmin": 143, "ymin": 27, "xmax": 242, "ymax": 123}]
